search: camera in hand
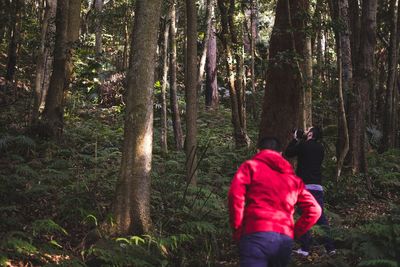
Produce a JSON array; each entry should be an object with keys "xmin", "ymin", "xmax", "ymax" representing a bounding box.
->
[{"xmin": 294, "ymin": 128, "xmax": 305, "ymax": 139}]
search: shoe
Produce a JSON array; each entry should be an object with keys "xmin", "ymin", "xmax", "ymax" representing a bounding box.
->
[
  {"xmin": 293, "ymin": 248, "xmax": 309, "ymax": 257},
  {"xmin": 328, "ymin": 249, "xmax": 336, "ymax": 256}
]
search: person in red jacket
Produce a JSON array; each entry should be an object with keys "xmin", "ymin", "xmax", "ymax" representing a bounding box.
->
[{"xmin": 228, "ymin": 137, "xmax": 321, "ymax": 267}]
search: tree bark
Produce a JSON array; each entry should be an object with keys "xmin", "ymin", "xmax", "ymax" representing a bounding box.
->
[
  {"xmin": 205, "ymin": 24, "xmax": 219, "ymax": 110},
  {"xmin": 351, "ymin": 0, "xmax": 377, "ymax": 173},
  {"xmin": 169, "ymin": 1, "xmax": 184, "ymax": 150},
  {"xmin": 41, "ymin": 0, "xmax": 70, "ymax": 137},
  {"xmin": 33, "ymin": 0, "xmax": 57, "ymax": 122},
  {"xmin": 198, "ymin": 0, "xmax": 215, "ymax": 88},
  {"xmin": 383, "ymin": 0, "xmax": 398, "ymax": 151},
  {"xmin": 259, "ymin": 0, "xmax": 307, "ymax": 147},
  {"xmin": 42, "ymin": 0, "xmax": 81, "ymax": 137},
  {"xmin": 0, "ymin": 0, "xmax": 9, "ymax": 44},
  {"xmin": 217, "ymin": 0, "xmax": 250, "ymax": 147},
  {"xmin": 160, "ymin": 17, "xmax": 170, "ymax": 154},
  {"xmin": 95, "ymin": 0, "xmax": 103, "ymax": 57},
  {"xmin": 335, "ymin": 0, "xmax": 350, "ymax": 180},
  {"xmin": 113, "ymin": 0, "xmax": 162, "ymax": 236},
  {"xmin": 5, "ymin": 0, "xmax": 21, "ymax": 82},
  {"xmin": 185, "ymin": 0, "xmax": 198, "ymax": 184}
]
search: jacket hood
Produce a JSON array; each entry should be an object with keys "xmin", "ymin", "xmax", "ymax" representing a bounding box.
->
[{"xmin": 253, "ymin": 149, "xmax": 295, "ymax": 174}]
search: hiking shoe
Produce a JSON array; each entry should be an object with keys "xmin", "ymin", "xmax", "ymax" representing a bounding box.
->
[
  {"xmin": 328, "ymin": 249, "xmax": 336, "ymax": 256},
  {"xmin": 293, "ymin": 248, "xmax": 309, "ymax": 257}
]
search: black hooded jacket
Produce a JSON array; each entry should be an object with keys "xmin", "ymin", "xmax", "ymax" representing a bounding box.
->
[{"xmin": 284, "ymin": 138, "xmax": 324, "ymax": 185}]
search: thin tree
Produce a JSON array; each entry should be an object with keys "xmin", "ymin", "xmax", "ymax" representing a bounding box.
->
[
  {"xmin": 205, "ymin": 24, "xmax": 219, "ymax": 110},
  {"xmin": 383, "ymin": 0, "xmax": 399, "ymax": 151},
  {"xmin": 217, "ymin": 0, "xmax": 250, "ymax": 147},
  {"xmin": 5, "ymin": 0, "xmax": 21, "ymax": 82},
  {"xmin": 160, "ymin": 16, "xmax": 170, "ymax": 154},
  {"xmin": 335, "ymin": 0, "xmax": 350, "ymax": 180},
  {"xmin": 113, "ymin": 0, "xmax": 162, "ymax": 235},
  {"xmin": 33, "ymin": 0, "xmax": 57, "ymax": 122},
  {"xmin": 198, "ymin": 0, "xmax": 215, "ymax": 88},
  {"xmin": 169, "ymin": 0, "xmax": 184, "ymax": 150},
  {"xmin": 185, "ymin": 0, "xmax": 198, "ymax": 184}
]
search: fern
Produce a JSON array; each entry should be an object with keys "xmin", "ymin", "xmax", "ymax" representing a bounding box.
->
[
  {"xmin": 358, "ymin": 259, "xmax": 398, "ymax": 267},
  {"xmin": 31, "ymin": 219, "xmax": 68, "ymax": 237}
]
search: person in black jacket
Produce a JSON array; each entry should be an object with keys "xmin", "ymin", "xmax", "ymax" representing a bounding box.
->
[{"xmin": 285, "ymin": 126, "xmax": 336, "ymax": 256}]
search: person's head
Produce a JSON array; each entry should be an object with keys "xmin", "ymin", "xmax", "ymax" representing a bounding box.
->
[
  {"xmin": 257, "ymin": 137, "xmax": 282, "ymax": 152},
  {"xmin": 306, "ymin": 126, "xmax": 322, "ymax": 141}
]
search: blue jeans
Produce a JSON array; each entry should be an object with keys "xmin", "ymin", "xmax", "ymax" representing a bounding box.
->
[
  {"xmin": 239, "ymin": 232, "xmax": 293, "ymax": 267},
  {"xmin": 300, "ymin": 190, "xmax": 335, "ymax": 252}
]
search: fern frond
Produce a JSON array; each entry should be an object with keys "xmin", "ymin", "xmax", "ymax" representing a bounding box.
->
[{"xmin": 358, "ymin": 259, "xmax": 398, "ymax": 267}]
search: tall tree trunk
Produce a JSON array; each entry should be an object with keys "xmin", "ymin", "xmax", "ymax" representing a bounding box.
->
[
  {"xmin": 198, "ymin": 0, "xmax": 215, "ymax": 88},
  {"xmin": 351, "ymin": 0, "xmax": 377, "ymax": 173},
  {"xmin": 5, "ymin": 0, "xmax": 21, "ymax": 82},
  {"xmin": 41, "ymin": 0, "xmax": 70, "ymax": 137},
  {"xmin": 94, "ymin": 0, "xmax": 103, "ymax": 84},
  {"xmin": 217, "ymin": 0, "xmax": 250, "ymax": 147},
  {"xmin": 249, "ymin": 0, "xmax": 257, "ymax": 120},
  {"xmin": 160, "ymin": 17, "xmax": 170, "ymax": 154},
  {"xmin": 169, "ymin": 1, "xmax": 184, "ymax": 150},
  {"xmin": 185, "ymin": 0, "xmax": 198, "ymax": 184},
  {"xmin": 301, "ymin": 1, "xmax": 312, "ymax": 129},
  {"xmin": 113, "ymin": 0, "xmax": 162, "ymax": 236},
  {"xmin": 33, "ymin": 0, "xmax": 57, "ymax": 122},
  {"xmin": 383, "ymin": 0, "xmax": 398, "ymax": 151},
  {"xmin": 259, "ymin": 0, "xmax": 307, "ymax": 147},
  {"xmin": 205, "ymin": 24, "xmax": 219, "ymax": 110},
  {"xmin": 122, "ymin": 12, "xmax": 129, "ymax": 70},
  {"xmin": 95, "ymin": 0, "xmax": 103, "ymax": 57},
  {"xmin": 42, "ymin": 0, "xmax": 81, "ymax": 137},
  {"xmin": 0, "ymin": 0, "xmax": 8, "ymax": 44},
  {"xmin": 335, "ymin": 0, "xmax": 351, "ymax": 180}
]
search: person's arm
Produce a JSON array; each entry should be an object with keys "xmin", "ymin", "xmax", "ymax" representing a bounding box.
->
[
  {"xmin": 228, "ymin": 162, "xmax": 251, "ymax": 241},
  {"xmin": 284, "ymin": 138, "xmax": 301, "ymax": 158},
  {"xmin": 294, "ymin": 184, "xmax": 322, "ymax": 239}
]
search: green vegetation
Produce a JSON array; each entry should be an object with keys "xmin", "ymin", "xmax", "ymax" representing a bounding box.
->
[{"xmin": 0, "ymin": 91, "xmax": 399, "ymax": 266}]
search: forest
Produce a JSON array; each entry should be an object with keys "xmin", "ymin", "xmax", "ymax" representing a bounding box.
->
[{"xmin": 0, "ymin": 0, "xmax": 399, "ymax": 266}]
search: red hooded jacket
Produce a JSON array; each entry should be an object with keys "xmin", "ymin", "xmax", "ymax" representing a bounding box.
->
[{"xmin": 228, "ymin": 149, "xmax": 322, "ymax": 241}]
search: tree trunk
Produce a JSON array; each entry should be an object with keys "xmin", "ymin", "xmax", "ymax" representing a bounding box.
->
[
  {"xmin": 351, "ymin": 0, "xmax": 377, "ymax": 173},
  {"xmin": 33, "ymin": 0, "xmax": 57, "ymax": 122},
  {"xmin": 122, "ymin": 12, "xmax": 129, "ymax": 70},
  {"xmin": 335, "ymin": 0, "xmax": 350, "ymax": 180},
  {"xmin": 259, "ymin": 0, "xmax": 307, "ymax": 147},
  {"xmin": 198, "ymin": 0, "xmax": 215, "ymax": 88},
  {"xmin": 217, "ymin": 0, "xmax": 250, "ymax": 147},
  {"xmin": 41, "ymin": 0, "xmax": 70, "ymax": 137},
  {"xmin": 95, "ymin": 0, "xmax": 103, "ymax": 57},
  {"xmin": 0, "ymin": 0, "xmax": 9, "ymax": 44},
  {"xmin": 205, "ymin": 24, "xmax": 219, "ymax": 110},
  {"xmin": 160, "ymin": 17, "xmax": 170, "ymax": 154},
  {"xmin": 185, "ymin": 0, "xmax": 198, "ymax": 184},
  {"xmin": 113, "ymin": 0, "xmax": 162, "ymax": 236},
  {"xmin": 301, "ymin": 1, "xmax": 312, "ymax": 129},
  {"xmin": 5, "ymin": 0, "xmax": 21, "ymax": 82},
  {"xmin": 249, "ymin": 0, "xmax": 257, "ymax": 120},
  {"xmin": 169, "ymin": 1, "xmax": 184, "ymax": 150},
  {"xmin": 42, "ymin": 0, "xmax": 81, "ymax": 137},
  {"xmin": 383, "ymin": 0, "xmax": 398, "ymax": 151}
]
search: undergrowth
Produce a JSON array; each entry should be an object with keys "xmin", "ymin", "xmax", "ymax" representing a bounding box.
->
[{"xmin": 0, "ymin": 95, "xmax": 399, "ymax": 267}]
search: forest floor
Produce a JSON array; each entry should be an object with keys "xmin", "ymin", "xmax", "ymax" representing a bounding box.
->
[{"xmin": 0, "ymin": 82, "xmax": 399, "ymax": 267}]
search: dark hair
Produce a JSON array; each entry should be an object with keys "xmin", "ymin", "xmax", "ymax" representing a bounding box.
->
[
  {"xmin": 309, "ymin": 126, "xmax": 322, "ymax": 140},
  {"xmin": 257, "ymin": 137, "xmax": 282, "ymax": 152}
]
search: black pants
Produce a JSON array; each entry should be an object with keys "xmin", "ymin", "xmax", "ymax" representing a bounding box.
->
[{"xmin": 300, "ymin": 189, "xmax": 335, "ymax": 252}]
